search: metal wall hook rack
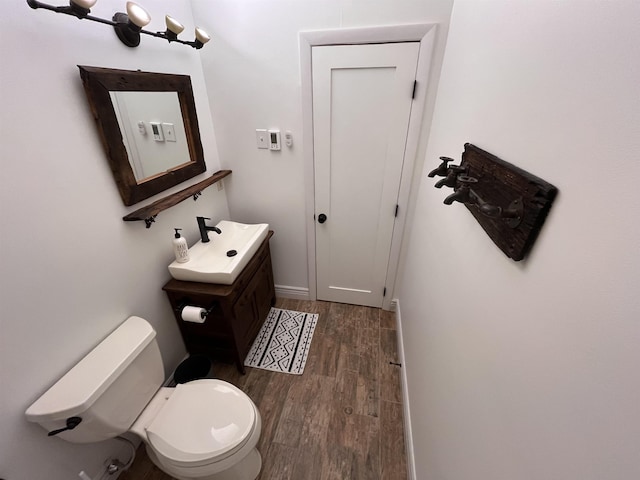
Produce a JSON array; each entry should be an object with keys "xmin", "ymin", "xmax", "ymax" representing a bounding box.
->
[{"xmin": 429, "ymin": 143, "xmax": 557, "ymax": 261}]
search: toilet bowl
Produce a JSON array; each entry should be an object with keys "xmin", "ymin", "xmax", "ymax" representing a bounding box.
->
[
  {"xmin": 25, "ymin": 316, "xmax": 262, "ymax": 480},
  {"xmin": 131, "ymin": 380, "xmax": 262, "ymax": 480}
]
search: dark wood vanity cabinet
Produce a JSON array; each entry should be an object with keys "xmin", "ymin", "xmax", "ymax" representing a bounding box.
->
[{"xmin": 162, "ymin": 231, "xmax": 275, "ymax": 374}]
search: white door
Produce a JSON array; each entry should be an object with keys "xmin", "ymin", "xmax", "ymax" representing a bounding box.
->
[{"xmin": 312, "ymin": 42, "xmax": 419, "ymax": 307}]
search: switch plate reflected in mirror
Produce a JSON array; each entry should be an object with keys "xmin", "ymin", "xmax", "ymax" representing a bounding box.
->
[
  {"xmin": 79, "ymin": 66, "xmax": 207, "ymax": 206},
  {"xmin": 110, "ymin": 91, "xmax": 190, "ymax": 182}
]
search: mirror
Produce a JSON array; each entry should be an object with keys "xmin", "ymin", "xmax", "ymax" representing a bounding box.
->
[{"xmin": 78, "ymin": 66, "xmax": 206, "ymax": 206}]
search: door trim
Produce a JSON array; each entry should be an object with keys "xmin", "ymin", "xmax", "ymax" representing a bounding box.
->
[{"xmin": 300, "ymin": 24, "xmax": 437, "ymax": 311}]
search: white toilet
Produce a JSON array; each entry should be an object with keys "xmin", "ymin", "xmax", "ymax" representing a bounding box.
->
[{"xmin": 25, "ymin": 316, "xmax": 262, "ymax": 480}]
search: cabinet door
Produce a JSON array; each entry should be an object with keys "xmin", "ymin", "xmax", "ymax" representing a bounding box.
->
[
  {"xmin": 233, "ymin": 272, "xmax": 261, "ymax": 350},
  {"xmin": 254, "ymin": 254, "xmax": 275, "ymax": 324}
]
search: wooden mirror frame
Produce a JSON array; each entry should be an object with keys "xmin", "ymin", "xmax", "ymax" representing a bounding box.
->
[{"xmin": 78, "ymin": 65, "xmax": 206, "ymax": 206}]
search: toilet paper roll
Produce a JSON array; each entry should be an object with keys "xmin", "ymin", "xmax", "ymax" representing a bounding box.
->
[{"xmin": 181, "ymin": 305, "xmax": 206, "ymax": 323}]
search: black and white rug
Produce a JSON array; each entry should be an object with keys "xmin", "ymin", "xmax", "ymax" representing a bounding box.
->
[{"xmin": 244, "ymin": 308, "xmax": 318, "ymax": 375}]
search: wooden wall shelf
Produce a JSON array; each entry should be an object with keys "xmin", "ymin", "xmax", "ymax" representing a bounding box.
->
[{"xmin": 123, "ymin": 170, "xmax": 232, "ymax": 227}]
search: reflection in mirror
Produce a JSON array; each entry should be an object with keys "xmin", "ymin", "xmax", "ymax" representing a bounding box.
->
[
  {"xmin": 110, "ymin": 91, "xmax": 191, "ymax": 183},
  {"xmin": 79, "ymin": 66, "xmax": 206, "ymax": 206}
]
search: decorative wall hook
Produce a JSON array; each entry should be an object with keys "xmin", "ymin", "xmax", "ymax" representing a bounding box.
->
[
  {"xmin": 429, "ymin": 144, "xmax": 557, "ymax": 261},
  {"xmin": 440, "ymin": 173, "xmax": 524, "ymax": 227},
  {"xmin": 427, "ymin": 156, "xmax": 454, "ymax": 178},
  {"xmin": 434, "ymin": 165, "xmax": 466, "ymax": 189},
  {"xmin": 443, "ymin": 175, "xmax": 477, "ymax": 204},
  {"xmin": 26, "ymin": 0, "xmax": 211, "ymax": 49}
]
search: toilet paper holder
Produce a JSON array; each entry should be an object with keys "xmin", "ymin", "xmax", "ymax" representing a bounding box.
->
[{"xmin": 175, "ymin": 301, "xmax": 216, "ymax": 320}]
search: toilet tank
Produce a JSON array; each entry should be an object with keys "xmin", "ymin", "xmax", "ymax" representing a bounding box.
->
[{"xmin": 25, "ymin": 316, "xmax": 165, "ymax": 443}]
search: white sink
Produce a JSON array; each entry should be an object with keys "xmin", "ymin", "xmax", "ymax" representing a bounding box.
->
[{"xmin": 168, "ymin": 220, "xmax": 269, "ymax": 285}]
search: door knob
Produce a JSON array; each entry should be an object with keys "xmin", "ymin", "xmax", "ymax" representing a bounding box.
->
[{"xmin": 318, "ymin": 213, "xmax": 327, "ymax": 224}]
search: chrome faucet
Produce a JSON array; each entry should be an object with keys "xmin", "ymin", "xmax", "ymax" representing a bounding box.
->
[{"xmin": 196, "ymin": 217, "xmax": 222, "ymax": 243}]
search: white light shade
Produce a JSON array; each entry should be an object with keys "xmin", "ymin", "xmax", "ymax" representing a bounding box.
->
[
  {"xmin": 165, "ymin": 15, "xmax": 184, "ymax": 35},
  {"xmin": 126, "ymin": 2, "xmax": 151, "ymax": 28},
  {"xmin": 71, "ymin": 0, "xmax": 97, "ymax": 8},
  {"xmin": 194, "ymin": 27, "xmax": 210, "ymax": 44}
]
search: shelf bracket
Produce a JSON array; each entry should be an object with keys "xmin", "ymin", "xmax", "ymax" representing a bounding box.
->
[{"xmin": 144, "ymin": 215, "xmax": 157, "ymax": 228}]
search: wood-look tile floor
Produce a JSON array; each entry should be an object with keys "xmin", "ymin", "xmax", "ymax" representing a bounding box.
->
[{"xmin": 119, "ymin": 298, "xmax": 407, "ymax": 480}]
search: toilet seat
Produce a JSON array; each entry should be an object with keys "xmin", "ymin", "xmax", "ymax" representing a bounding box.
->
[{"xmin": 146, "ymin": 379, "xmax": 257, "ymax": 468}]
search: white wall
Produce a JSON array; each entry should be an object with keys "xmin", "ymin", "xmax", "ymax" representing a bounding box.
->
[
  {"xmin": 191, "ymin": 0, "xmax": 454, "ymax": 292},
  {"xmin": 397, "ymin": 1, "xmax": 640, "ymax": 479},
  {"xmin": 0, "ymin": 1, "xmax": 228, "ymax": 479}
]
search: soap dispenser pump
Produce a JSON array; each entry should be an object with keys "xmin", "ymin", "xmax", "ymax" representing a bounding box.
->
[{"xmin": 172, "ymin": 228, "xmax": 190, "ymax": 263}]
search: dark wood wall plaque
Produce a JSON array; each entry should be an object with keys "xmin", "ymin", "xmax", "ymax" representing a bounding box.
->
[{"xmin": 429, "ymin": 143, "xmax": 557, "ymax": 261}]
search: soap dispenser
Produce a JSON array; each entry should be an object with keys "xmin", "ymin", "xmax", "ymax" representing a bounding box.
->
[{"xmin": 172, "ymin": 228, "xmax": 190, "ymax": 263}]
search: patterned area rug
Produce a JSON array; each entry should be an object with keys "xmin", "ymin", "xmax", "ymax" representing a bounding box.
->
[{"xmin": 244, "ymin": 308, "xmax": 319, "ymax": 375}]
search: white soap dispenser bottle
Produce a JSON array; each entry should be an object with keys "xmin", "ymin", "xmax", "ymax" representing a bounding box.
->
[{"xmin": 172, "ymin": 228, "xmax": 190, "ymax": 263}]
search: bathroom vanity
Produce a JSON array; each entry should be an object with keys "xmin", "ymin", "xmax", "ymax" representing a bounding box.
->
[{"xmin": 163, "ymin": 231, "xmax": 275, "ymax": 373}]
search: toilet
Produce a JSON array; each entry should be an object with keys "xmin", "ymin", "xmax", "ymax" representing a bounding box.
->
[{"xmin": 25, "ymin": 316, "xmax": 262, "ymax": 480}]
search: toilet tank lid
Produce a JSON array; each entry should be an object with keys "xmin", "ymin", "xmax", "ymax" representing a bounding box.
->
[{"xmin": 25, "ymin": 316, "xmax": 156, "ymax": 423}]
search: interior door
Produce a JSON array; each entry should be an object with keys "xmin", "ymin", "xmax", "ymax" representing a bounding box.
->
[{"xmin": 312, "ymin": 42, "xmax": 419, "ymax": 307}]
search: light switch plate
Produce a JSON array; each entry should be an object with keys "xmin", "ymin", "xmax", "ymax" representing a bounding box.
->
[
  {"xmin": 256, "ymin": 129, "xmax": 268, "ymax": 149},
  {"xmin": 162, "ymin": 123, "xmax": 176, "ymax": 142}
]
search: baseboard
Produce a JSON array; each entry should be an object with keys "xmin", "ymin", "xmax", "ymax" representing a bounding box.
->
[
  {"xmin": 275, "ymin": 285, "xmax": 310, "ymax": 300},
  {"xmin": 394, "ymin": 299, "xmax": 416, "ymax": 480}
]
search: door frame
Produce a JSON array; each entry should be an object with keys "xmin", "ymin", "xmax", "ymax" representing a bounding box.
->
[{"xmin": 300, "ymin": 24, "xmax": 437, "ymax": 311}]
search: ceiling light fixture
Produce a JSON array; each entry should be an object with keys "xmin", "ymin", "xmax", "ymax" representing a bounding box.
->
[{"xmin": 26, "ymin": 0, "xmax": 211, "ymax": 49}]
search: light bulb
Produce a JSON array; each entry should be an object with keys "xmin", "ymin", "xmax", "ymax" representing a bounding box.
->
[
  {"xmin": 71, "ymin": 0, "xmax": 97, "ymax": 8},
  {"xmin": 165, "ymin": 15, "xmax": 184, "ymax": 35},
  {"xmin": 126, "ymin": 2, "xmax": 151, "ymax": 28},
  {"xmin": 194, "ymin": 27, "xmax": 210, "ymax": 44}
]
